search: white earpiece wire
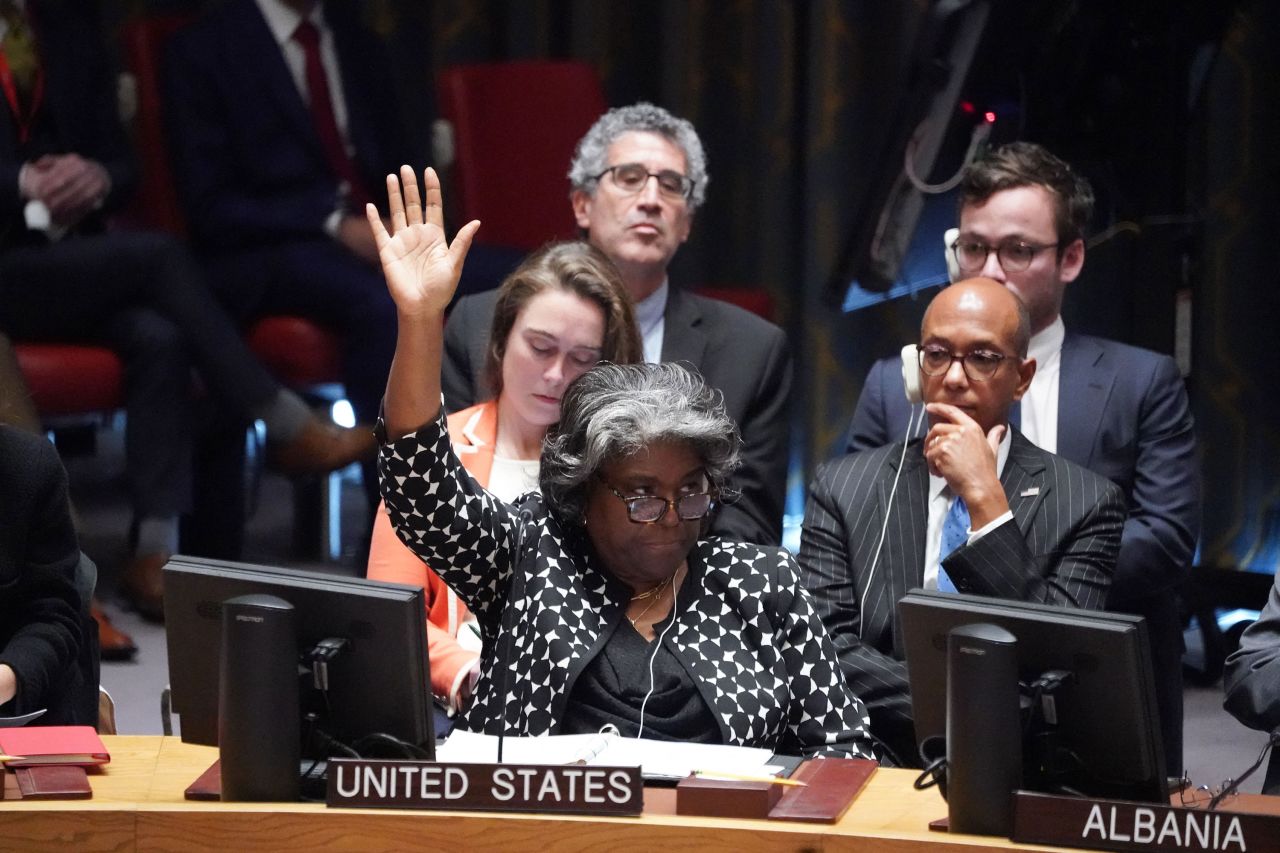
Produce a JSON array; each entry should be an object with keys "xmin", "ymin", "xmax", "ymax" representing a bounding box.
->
[{"xmin": 858, "ymin": 405, "xmax": 927, "ymax": 624}]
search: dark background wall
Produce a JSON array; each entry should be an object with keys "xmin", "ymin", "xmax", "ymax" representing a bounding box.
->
[{"xmin": 106, "ymin": 0, "xmax": 1277, "ymax": 572}]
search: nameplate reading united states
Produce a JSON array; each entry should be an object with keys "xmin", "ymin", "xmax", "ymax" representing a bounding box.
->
[
  {"xmin": 1013, "ymin": 791, "xmax": 1280, "ymax": 852},
  {"xmin": 326, "ymin": 759, "xmax": 644, "ymax": 816}
]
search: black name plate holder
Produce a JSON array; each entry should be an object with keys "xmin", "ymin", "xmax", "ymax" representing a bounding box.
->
[
  {"xmin": 1013, "ymin": 790, "xmax": 1280, "ymax": 852},
  {"xmin": 326, "ymin": 760, "xmax": 644, "ymax": 816}
]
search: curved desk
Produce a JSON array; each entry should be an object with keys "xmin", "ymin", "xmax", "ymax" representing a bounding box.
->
[{"xmin": 0, "ymin": 736, "xmax": 1089, "ymax": 852}]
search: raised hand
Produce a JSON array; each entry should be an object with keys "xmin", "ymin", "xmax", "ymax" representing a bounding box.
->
[{"xmin": 365, "ymin": 165, "xmax": 480, "ymax": 319}]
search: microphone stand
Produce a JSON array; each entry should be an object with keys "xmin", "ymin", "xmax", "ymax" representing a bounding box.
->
[{"xmin": 495, "ymin": 506, "xmax": 532, "ymax": 763}]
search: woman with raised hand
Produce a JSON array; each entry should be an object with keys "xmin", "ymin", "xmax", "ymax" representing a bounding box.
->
[
  {"xmin": 366, "ymin": 240, "xmax": 641, "ymax": 714},
  {"xmin": 369, "ymin": 167, "xmax": 872, "ymax": 756}
]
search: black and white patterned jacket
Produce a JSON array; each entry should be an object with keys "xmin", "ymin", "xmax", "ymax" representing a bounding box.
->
[{"xmin": 379, "ymin": 412, "xmax": 874, "ymax": 758}]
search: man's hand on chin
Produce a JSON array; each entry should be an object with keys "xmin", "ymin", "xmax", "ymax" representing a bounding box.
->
[{"xmin": 923, "ymin": 402, "xmax": 1010, "ymax": 527}]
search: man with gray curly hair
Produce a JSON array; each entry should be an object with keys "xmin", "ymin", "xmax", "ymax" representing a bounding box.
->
[{"xmin": 444, "ymin": 103, "xmax": 793, "ymax": 547}]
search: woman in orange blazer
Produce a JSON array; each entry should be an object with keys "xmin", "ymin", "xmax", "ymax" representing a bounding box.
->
[{"xmin": 368, "ymin": 241, "xmax": 640, "ymax": 712}]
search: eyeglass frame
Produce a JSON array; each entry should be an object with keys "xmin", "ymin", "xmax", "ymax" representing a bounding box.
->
[
  {"xmin": 916, "ymin": 343, "xmax": 1014, "ymax": 383},
  {"xmin": 601, "ymin": 480, "xmax": 718, "ymax": 524},
  {"xmin": 949, "ymin": 237, "xmax": 1061, "ymax": 273},
  {"xmin": 592, "ymin": 163, "xmax": 696, "ymax": 201}
]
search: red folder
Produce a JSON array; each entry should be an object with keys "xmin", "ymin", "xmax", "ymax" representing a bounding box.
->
[
  {"xmin": 0, "ymin": 726, "xmax": 111, "ymax": 767},
  {"xmin": 13, "ymin": 765, "xmax": 93, "ymax": 799}
]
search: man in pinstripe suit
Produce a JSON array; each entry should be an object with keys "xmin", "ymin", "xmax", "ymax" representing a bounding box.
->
[{"xmin": 799, "ymin": 278, "xmax": 1125, "ymax": 765}]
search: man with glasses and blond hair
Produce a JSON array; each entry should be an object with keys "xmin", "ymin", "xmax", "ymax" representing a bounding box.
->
[
  {"xmin": 443, "ymin": 102, "xmax": 793, "ymax": 547},
  {"xmin": 842, "ymin": 141, "xmax": 1199, "ymax": 772},
  {"xmin": 801, "ymin": 277, "xmax": 1124, "ymax": 764}
]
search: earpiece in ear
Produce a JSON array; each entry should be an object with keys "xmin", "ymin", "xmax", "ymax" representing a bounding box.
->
[{"xmin": 901, "ymin": 344, "xmax": 924, "ymax": 405}]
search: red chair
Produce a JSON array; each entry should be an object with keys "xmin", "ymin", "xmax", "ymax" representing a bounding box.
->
[
  {"xmin": 437, "ymin": 60, "xmax": 606, "ymax": 251},
  {"xmin": 245, "ymin": 317, "xmax": 344, "ymax": 390},
  {"xmin": 15, "ymin": 344, "xmax": 124, "ymax": 418}
]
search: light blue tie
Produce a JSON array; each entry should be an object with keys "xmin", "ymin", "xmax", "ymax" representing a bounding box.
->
[{"xmin": 937, "ymin": 495, "xmax": 969, "ymax": 593}]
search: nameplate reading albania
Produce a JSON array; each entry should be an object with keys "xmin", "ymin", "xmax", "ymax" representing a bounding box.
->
[{"xmin": 326, "ymin": 759, "xmax": 644, "ymax": 815}]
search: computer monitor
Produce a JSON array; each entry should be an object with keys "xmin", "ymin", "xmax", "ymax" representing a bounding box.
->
[
  {"xmin": 163, "ymin": 556, "xmax": 433, "ymax": 758},
  {"xmin": 899, "ymin": 589, "xmax": 1167, "ymax": 803}
]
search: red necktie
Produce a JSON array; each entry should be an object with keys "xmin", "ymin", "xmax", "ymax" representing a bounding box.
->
[{"xmin": 292, "ymin": 20, "xmax": 371, "ymax": 210}]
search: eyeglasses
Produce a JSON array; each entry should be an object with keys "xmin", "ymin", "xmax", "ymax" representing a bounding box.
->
[
  {"xmin": 917, "ymin": 343, "xmax": 1010, "ymax": 382},
  {"xmin": 603, "ymin": 483, "xmax": 717, "ymax": 524},
  {"xmin": 950, "ymin": 238, "xmax": 1060, "ymax": 273},
  {"xmin": 594, "ymin": 163, "xmax": 695, "ymax": 201}
]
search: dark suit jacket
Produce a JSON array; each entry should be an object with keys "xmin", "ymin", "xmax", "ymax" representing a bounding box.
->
[
  {"xmin": 799, "ymin": 430, "xmax": 1124, "ymax": 762},
  {"xmin": 1224, "ymin": 570, "xmax": 1280, "ymax": 794},
  {"xmin": 0, "ymin": 426, "xmax": 94, "ymax": 725},
  {"xmin": 0, "ymin": 0, "xmax": 135, "ymax": 249},
  {"xmin": 442, "ymin": 286, "xmax": 793, "ymax": 546},
  {"xmin": 162, "ymin": 0, "xmax": 411, "ymax": 254},
  {"xmin": 844, "ymin": 332, "xmax": 1199, "ymax": 768},
  {"xmin": 846, "ymin": 332, "xmax": 1200, "ymax": 605}
]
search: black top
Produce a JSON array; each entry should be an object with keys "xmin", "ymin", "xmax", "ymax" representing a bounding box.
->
[
  {"xmin": 560, "ymin": 615, "xmax": 720, "ymax": 743},
  {"xmin": 0, "ymin": 425, "xmax": 93, "ymax": 724},
  {"xmin": 378, "ymin": 409, "xmax": 875, "ymax": 758}
]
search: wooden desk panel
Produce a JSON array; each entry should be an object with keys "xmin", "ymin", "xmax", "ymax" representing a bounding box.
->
[{"xmin": 0, "ymin": 737, "xmax": 1086, "ymax": 852}]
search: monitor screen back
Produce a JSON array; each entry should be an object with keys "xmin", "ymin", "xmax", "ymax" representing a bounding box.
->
[
  {"xmin": 900, "ymin": 590, "xmax": 1166, "ymax": 802},
  {"xmin": 164, "ymin": 556, "xmax": 433, "ymax": 754}
]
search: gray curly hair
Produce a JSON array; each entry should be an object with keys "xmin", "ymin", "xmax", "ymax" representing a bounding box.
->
[
  {"xmin": 567, "ymin": 102, "xmax": 709, "ymax": 211},
  {"xmin": 540, "ymin": 362, "xmax": 739, "ymax": 522}
]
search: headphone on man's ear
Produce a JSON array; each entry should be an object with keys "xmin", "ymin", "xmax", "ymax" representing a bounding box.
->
[
  {"xmin": 901, "ymin": 345, "xmax": 923, "ymax": 405},
  {"xmin": 899, "ymin": 226, "xmax": 963, "ymax": 408}
]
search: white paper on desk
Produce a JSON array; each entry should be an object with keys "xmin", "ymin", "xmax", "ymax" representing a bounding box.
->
[
  {"xmin": 0, "ymin": 709, "xmax": 46, "ymax": 728},
  {"xmin": 436, "ymin": 730, "xmax": 781, "ymax": 781},
  {"xmin": 436, "ymin": 730, "xmax": 611, "ymax": 765}
]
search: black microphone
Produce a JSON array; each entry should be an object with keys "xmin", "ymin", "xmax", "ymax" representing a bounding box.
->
[{"xmin": 495, "ymin": 504, "xmax": 534, "ymax": 763}]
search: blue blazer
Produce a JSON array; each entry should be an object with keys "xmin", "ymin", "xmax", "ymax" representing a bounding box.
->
[
  {"xmin": 162, "ymin": 0, "xmax": 411, "ymax": 252},
  {"xmin": 845, "ymin": 331, "xmax": 1200, "ymax": 606}
]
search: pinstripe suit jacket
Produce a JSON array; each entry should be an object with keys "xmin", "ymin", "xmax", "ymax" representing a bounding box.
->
[{"xmin": 798, "ymin": 430, "xmax": 1125, "ymax": 761}]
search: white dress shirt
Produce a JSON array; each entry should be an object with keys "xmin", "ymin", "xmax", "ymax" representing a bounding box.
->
[
  {"xmin": 923, "ymin": 426, "xmax": 1013, "ymax": 590},
  {"xmin": 486, "ymin": 456, "xmax": 541, "ymax": 504},
  {"xmin": 634, "ymin": 279, "xmax": 669, "ymax": 364},
  {"xmin": 1019, "ymin": 316, "xmax": 1065, "ymax": 454},
  {"xmin": 254, "ymin": 0, "xmax": 356, "ymax": 237}
]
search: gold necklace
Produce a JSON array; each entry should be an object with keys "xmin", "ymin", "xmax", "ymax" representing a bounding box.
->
[
  {"xmin": 627, "ymin": 565, "xmax": 683, "ymax": 628},
  {"xmin": 630, "ymin": 583, "xmax": 665, "ymax": 602},
  {"xmin": 628, "ymin": 580, "xmax": 668, "ymax": 627}
]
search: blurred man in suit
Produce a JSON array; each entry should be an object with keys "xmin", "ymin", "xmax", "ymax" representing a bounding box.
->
[
  {"xmin": 843, "ymin": 142, "xmax": 1199, "ymax": 772},
  {"xmin": 442, "ymin": 102, "xmax": 792, "ymax": 546},
  {"xmin": 800, "ymin": 278, "xmax": 1124, "ymax": 764},
  {"xmin": 0, "ymin": 0, "xmax": 373, "ymax": 623},
  {"xmin": 164, "ymin": 0, "xmax": 412, "ymax": 501}
]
